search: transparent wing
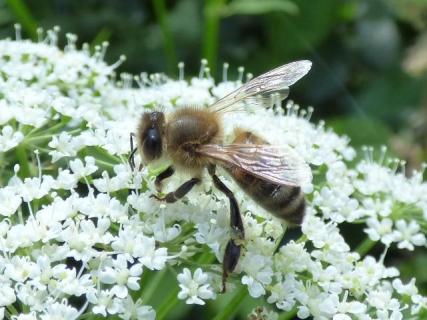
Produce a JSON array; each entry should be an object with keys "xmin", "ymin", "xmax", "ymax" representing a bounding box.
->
[
  {"xmin": 209, "ymin": 60, "xmax": 312, "ymax": 113},
  {"xmin": 198, "ymin": 144, "xmax": 312, "ymax": 187}
]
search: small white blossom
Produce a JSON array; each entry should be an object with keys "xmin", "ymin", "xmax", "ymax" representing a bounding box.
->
[
  {"xmin": 99, "ymin": 255, "xmax": 143, "ymax": 298},
  {"xmin": 0, "ymin": 125, "xmax": 24, "ymax": 151},
  {"xmin": 392, "ymin": 220, "xmax": 426, "ymax": 250},
  {"xmin": 177, "ymin": 268, "xmax": 215, "ymax": 305}
]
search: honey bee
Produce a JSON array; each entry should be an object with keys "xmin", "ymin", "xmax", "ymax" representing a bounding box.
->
[{"xmin": 130, "ymin": 61, "xmax": 312, "ymax": 292}]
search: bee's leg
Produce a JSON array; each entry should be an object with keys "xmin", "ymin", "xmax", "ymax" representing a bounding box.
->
[
  {"xmin": 128, "ymin": 132, "xmax": 137, "ymax": 171},
  {"xmin": 208, "ymin": 165, "xmax": 244, "ymax": 293},
  {"xmin": 150, "ymin": 177, "xmax": 200, "ymax": 203},
  {"xmin": 155, "ymin": 166, "xmax": 175, "ymax": 192}
]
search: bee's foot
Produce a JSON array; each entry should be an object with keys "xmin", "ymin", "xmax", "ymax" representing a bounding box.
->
[
  {"xmin": 155, "ymin": 182, "xmax": 163, "ymax": 193},
  {"xmin": 150, "ymin": 194, "xmax": 165, "ymax": 201}
]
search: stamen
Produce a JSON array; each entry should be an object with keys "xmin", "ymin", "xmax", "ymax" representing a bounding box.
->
[
  {"xmin": 65, "ymin": 33, "xmax": 77, "ymax": 52},
  {"xmin": 399, "ymin": 160, "xmax": 406, "ymax": 176},
  {"xmin": 273, "ymin": 92, "xmax": 281, "ymax": 110},
  {"xmin": 204, "ymin": 67, "xmax": 211, "ymax": 79},
  {"xmin": 246, "ymin": 73, "xmax": 253, "ymax": 82},
  {"xmin": 134, "ymin": 75, "xmax": 143, "ymax": 88},
  {"xmin": 286, "ymin": 102, "xmax": 293, "ymax": 116},
  {"xmin": 93, "ymin": 45, "xmax": 101, "ymax": 60},
  {"xmin": 36, "ymin": 27, "xmax": 44, "ymax": 42},
  {"xmin": 178, "ymin": 62, "xmax": 185, "ymax": 81},
  {"xmin": 140, "ymin": 72, "xmax": 149, "ymax": 86},
  {"xmin": 46, "ymin": 26, "xmax": 61, "ymax": 46},
  {"xmin": 379, "ymin": 145, "xmax": 387, "ymax": 165},
  {"xmin": 237, "ymin": 66, "xmax": 244, "ymax": 82},
  {"xmin": 82, "ymin": 43, "xmax": 90, "ymax": 56},
  {"xmin": 120, "ymin": 73, "xmax": 133, "ymax": 88},
  {"xmin": 14, "ymin": 24, "xmax": 22, "ymax": 41},
  {"xmin": 34, "ymin": 149, "xmax": 42, "ymax": 180},
  {"xmin": 199, "ymin": 59, "xmax": 208, "ymax": 78},
  {"xmin": 293, "ymin": 104, "xmax": 300, "ymax": 117},
  {"xmin": 110, "ymin": 55, "xmax": 126, "ymax": 70},
  {"xmin": 100, "ymin": 41, "xmax": 109, "ymax": 61},
  {"xmin": 361, "ymin": 146, "xmax": 368, "ymax": 162},
  {"xmin": 222, "ymin": 62, "xmax": 229, "ymax": 82},
  {"xmin": 306, "ymin": 106, "xmax": 314, "ymax": 121}
]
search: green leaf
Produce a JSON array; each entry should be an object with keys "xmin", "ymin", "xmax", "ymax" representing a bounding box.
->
[
  {"xmin": 329, "ymin": 116, "xmax": 392, "ymax": 147},
  {"xmin": 221, "ymin": 0, "xmax": 298, "ymax": 16},
  {"xmin": 5, "ymin": 0, "xmax": 38, "ymax": 39}
]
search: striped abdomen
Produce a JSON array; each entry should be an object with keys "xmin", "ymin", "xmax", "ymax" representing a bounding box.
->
[{"xmin": 226, "ymin": 129, "xmax": 305, "ymax": 225}]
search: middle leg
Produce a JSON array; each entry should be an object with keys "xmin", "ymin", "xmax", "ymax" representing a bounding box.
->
[{"xmin": 151, "ymin": 177, "xmax": 200, "ymax": 203}]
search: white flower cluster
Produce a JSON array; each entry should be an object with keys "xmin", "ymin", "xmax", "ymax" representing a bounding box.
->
[{"xmin": 0, "ymin": 26, "xmax": 426, "ymax": 319}]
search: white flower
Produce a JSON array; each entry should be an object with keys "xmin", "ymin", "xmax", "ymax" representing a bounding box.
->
[
  {"xmin": 392, "ymin": 220, "xmax": 426, "ymax": 250},
  {"xmin": 0, "ymin": 186, "xmax": 22, "ymax": 217},
  {"xmin": 0, "ymin": 284, "xmax": 16, "ymax": 307},
  {"xmin": 87, "ymin": 289, "xmax": 123, "ymax": 316},
  {"xmin": 40, "ymin": 300, "xmax": 79, "ymax": 320},
  {"xmin": 69, "ymin": 156, "xmax": 98, "ymax": 178},
  {"xmin": 364, "ymin": 217, "xmax": 395, "ymax": 245},
  {"xmin": 0, "ymin": 125, "xmax": 23, "ymax": 151},
  {"xmin": 11, "ymin": 312, "xmax": 38, "ymax": 320},
  {"xmin": 177, "ymin": 268, "xmax": 215, "ymax": 305},
  {"xmin": 48, "ymin": 132, "xmax": 81, "ymax": 162},
  {"xmin": 241, "ymin": 252, "xmax": 273, "ymax": 298},
  {"xmin": 117, "ymin": 297, "xmax": 156, "ymax": 320},
  {"xmin": 99, "ymin": 255, "xmax": 143, "ymax": 298},
  {"xmin": 136, "ymin": 235, "xmax": 169, "ymax": 270}
]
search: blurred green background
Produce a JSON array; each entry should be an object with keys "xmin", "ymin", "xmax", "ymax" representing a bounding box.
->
[{"xmin": 1, "ymin": 0, "xmax": 427, "ymax": 319}]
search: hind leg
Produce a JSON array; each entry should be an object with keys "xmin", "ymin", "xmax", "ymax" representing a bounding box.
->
[{"xmin": 208, "ymin": 165, "xmax": 244, "ymax": 293}]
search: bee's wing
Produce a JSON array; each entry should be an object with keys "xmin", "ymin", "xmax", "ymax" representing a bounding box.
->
[
  {"xmin": 209, "ymin": 60, "xmax": 312, "ymax": 113},
  {"xmin": 198, "ymin": 144, "xmax": 312, "ymax": 187}
]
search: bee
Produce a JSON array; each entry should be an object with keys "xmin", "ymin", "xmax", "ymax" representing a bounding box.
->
[{"xmin": 129, "ymin": 61, "xmax": 312, "ymax": 292}]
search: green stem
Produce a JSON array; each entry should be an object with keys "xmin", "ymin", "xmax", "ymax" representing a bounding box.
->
[
  {"xmin": 6, "ymin": 302, "xmax": 19, "ymax": 316},
  {"xmin": 203, "ymin": 0, "xmax": 226, "ymax": 74},
  {"xmin": 156, "ymin": 286, "xmax": 180, "ymax": 320},
  {"xmin": 152, "ymin": 0, "xmax": 177, "ymax": 74},
  {"xmin": 212, "ymin": 286, "xmax": 247, "ymax": 320},
  {"xmin": 141, "ymin": 269, "xmax": 167, "ymax": 305},
  {"xmin": 5, "ymin": 0, "xmax": 38, "ymax": 39},
  {"xmin": 15, "ymin": 144, "xmax": 31, "ymax": 178},
  {"xmin": 355, "ymin": 237, "xmax": 376, "ymax": 257}
]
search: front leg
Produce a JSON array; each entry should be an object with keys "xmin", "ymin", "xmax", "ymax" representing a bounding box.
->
[
  {"xmin": 151, "ymin": 177, "xmax": 200, "ymax": 203},
  {"xmin": 155, "ymin": 166, "xmax": 175, "ymax": 192},
  {"xmin": 208, "ymin": 165, "xmax": 244, "ymax": 293},
  {"xmin": 128, "ymin": 132, "xmax": 137, "ymax": 171}
]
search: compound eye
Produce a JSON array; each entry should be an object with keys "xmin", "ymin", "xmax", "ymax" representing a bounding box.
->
[{"xmin": 143, "ymin": 128, "xmax": 162, "ymax": 160}]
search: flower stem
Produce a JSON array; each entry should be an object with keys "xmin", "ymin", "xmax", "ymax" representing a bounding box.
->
[
  {"xmin": 5, "ymin": 0, "xmax": 38, "ymax": 39},
  {"xmin": 15, "ymin": 144, "xmax": 31, "ymax": 178},
  {"xmin": 212, "ymin": 286, "xmax": 247, "ymax": 320},
  {"xmin": 140, "ymin": 269, "xmax": 167, "ymax": 305},
  {"xmin": 156, "ymin": 285, "xmax": 180, "ymax": 320},
  {"xmin": 203, "ymin": 0, "xmax": 226, "ymax": 74},
  {"xmin": 152, "ymin": 0, "xmax": 177, "ymax": 74},
  {"xmin": 355, "ymin": 237, "xmax": 376, "ymax": 257}
]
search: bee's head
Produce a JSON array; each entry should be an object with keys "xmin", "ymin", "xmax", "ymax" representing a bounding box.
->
[{"xmin": 138, "ymin": 111, "xmax": 165, "ymax": 162}]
